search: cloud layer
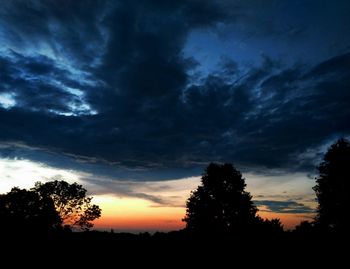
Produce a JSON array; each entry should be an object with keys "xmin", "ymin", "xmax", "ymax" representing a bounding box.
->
[
  {"xmin": 1, "ymin": 0, "xmax": 350, "ymax": 181},
  {"xmin": 254, "ymin": 200, "xmax": 315, "ymax": 214}
]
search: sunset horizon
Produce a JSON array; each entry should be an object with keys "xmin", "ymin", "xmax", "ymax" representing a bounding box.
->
[{"xmin": 1, "ymin": 157, "xmax": 316, "ymax": 232}]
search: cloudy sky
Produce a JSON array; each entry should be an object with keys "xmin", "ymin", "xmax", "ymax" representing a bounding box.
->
[{"xmin": 1, "ymin": 0, "xmax": 350, "ymax": 231}]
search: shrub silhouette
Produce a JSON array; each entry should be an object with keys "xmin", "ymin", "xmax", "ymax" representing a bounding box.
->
[
  {"xmin": 313, "ymin": 138, "xmax": 350, "ymax": 232},
  {"xmin": 294, "ymin": 221, "xmax": 314, "ymax": 235},
  {"xmin": 256, "ymin": 216, "xmax": 284, "ymax": 234},
  {"xmin": 183, "ymin": 163, "xmax": 259, "ymax": 234}
]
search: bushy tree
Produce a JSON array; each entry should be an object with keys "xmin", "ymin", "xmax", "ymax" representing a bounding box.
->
[
  {"xmin": 313, "ymin": 138, "xmax": 350, "ymax": 232},
  {"xmin": 183, "ymin": 163, "xmax": 258, "ymax": 233},
  {"xmin": 0, "ymin": 187, "xmax": 61, "ymax": 234},
  {"xmin": 33, "ymin": 180, "xmax": 101, "ymax": 230}
]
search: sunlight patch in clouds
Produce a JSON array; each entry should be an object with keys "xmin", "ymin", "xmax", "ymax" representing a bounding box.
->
[
  {"xmin": 0, "ymin": 93, "xmax": 16, "ymax": 109},
  {"xmin": 0, "ymin": 158, "xmax": 80, "ymax": 193}
]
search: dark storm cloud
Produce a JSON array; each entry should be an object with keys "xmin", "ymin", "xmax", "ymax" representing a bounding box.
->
[
  {"xmin": 88, "ymin": 0, "xmax": 234, "ymax": 113},
  {"xmin": 179, "ymin": 53, "xmax": 350, "ymax": 171},
  {"xmin": 1, "ymin": 0, "xmax": 350, "ymax": 180},
  {"xmin": 254, "ymin": 200, "xmax": 315, "ymax": 214},
  {"xmin": 0, "ymin": 0, "xmax": 109, "ymax": 67}
]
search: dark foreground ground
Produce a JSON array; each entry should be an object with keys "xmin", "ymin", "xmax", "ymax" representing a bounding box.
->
[{"xmin": 2, "ymin": 230, "xmax": 348, "ymax": 266}]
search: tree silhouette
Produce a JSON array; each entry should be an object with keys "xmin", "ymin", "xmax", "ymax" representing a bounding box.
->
[
  {"xmin": 0, "ymin": 187, "xmax": 61, "ymax": 234},
  {"xmin": 33, "ymin": 180, "xmax": 101, "ymax": 231},
  {"xmin": 313, "ymin": 138, "xmax": 350, "ymax": 232},
  {"xmin": 256, "ymin": 216, "xmax": 284, "ymax": 234},
  {"xmin": 183, "ymin": 163, "xmax": 258, "ymax": 233},
  {"xmin": 294, "ymin": 221, "xmax": 314, "ymax": 235}
]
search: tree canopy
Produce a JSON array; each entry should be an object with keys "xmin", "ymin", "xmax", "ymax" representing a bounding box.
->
[
  {"xmin": 33, "ymin": 180, "xmax": 101, "ymax": 230},
  {"xmin": 183, "ymin": 163, "xmax": 259, "ymax": 233},
  {"xmin": 0, "ymin": 180, "xmax": 101, "ymax": 234},
  {"xmin": 313, "ymin": 138, "xmax": 350, "ymax": 232},
  {"xmin": 0, "ymin": 187, "xmax": 61, "ymax": 234}
]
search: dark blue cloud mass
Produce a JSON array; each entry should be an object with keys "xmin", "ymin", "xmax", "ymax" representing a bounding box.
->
[
  {"xmin": 0, "ymin": 0, "xmax": 350, "ymax": 180},
  {"xmin": 254, "ymin": 200, "xmax": 315, "ymax": 214}
]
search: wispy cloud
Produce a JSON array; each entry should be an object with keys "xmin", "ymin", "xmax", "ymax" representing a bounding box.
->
[{"xmin": 254, "ymin": 200, "xmax": 316, "ymax": 214}]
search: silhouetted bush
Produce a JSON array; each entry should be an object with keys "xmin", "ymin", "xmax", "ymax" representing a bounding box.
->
[
  {"xmin": 255, "ymin": 216, "xmax": 284, "ymax": 235},
  {"xmin": 294, "ymin": 221, "xmax": 315, "ymax": 235}
]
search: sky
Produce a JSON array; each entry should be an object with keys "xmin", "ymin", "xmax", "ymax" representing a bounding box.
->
[{"xmin": 1, "ymin": 0, "xmax": 350, "ymax": 231}]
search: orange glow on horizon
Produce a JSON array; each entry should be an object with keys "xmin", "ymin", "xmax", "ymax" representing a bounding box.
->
[
  {"xmin": 94, "ymin": 216, "xmax": 185, "ymax": 232},
  {"xmin": 257, "ymin": 211, "xmax": 315, "ymax": 230},
  {"xmin": 92, "ymin": 195, "xmax": 186, "ymax": 232},
  {"xmin": 92, "ymin": 195, "xmax": 314, "ymax": 232},
  {"xmin": 0, "ymin": 158, "xmax": 317, "ymax": 233}
]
